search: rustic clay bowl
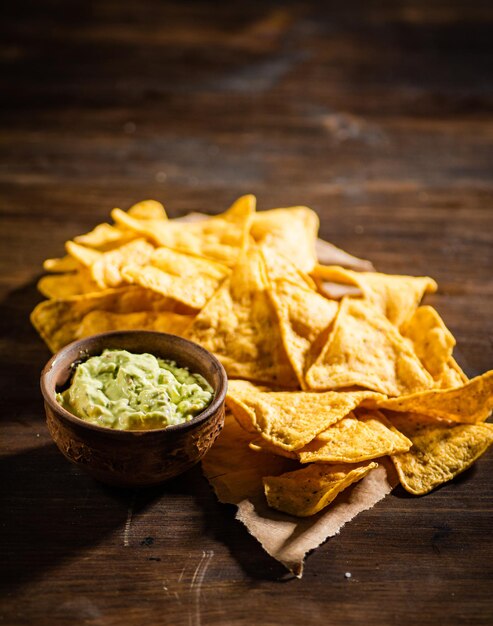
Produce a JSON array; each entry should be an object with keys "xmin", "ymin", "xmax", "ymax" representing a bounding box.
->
[{"xmin": 40, "ymin": 331, "xmax": 227, "ymax": 487}]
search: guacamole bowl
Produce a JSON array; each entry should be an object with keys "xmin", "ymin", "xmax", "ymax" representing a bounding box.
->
[{"xmin": 40, "ymin": 331, "xmax": 227, "ymax": 487}]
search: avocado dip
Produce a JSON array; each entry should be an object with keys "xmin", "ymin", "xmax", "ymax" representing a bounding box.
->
[{"xmin": 57, "ymin": 349, "xmax": 214, "ymax": 431}]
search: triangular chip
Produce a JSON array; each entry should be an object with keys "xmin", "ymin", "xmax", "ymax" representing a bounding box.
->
[
  {"xmin": 251, "ymin": 206, "xmax": 319, "ymax": 272},
  {"xmin": 268, "ymin": 279, "xmax": 338, "ymax": 388},
  {"xmin": 112, "ymin": 195, "xmax": 255, "ymax": 266},
  {"xmin": 123, "ymin": 247, "xmax": 230, "ymax": 310},
  {"xmin": 401, "ymin": 306, "xmax": 455, "ymax": 377},
  {"xmin": 298, "ymin": 411, "xmax": 412, "ymax": 463},
  {"xmin": 377, "ymin": 371, "xmax": 493, "ymax": 423},
  {"xmin": 305, "ymin": 297, "xmax": 434, "ymax": 395},
  {"xmin": 226, "ymin": 380, "xmax": 382, "ymax": 450},
  {"xmin": 186, "ymin": 247, "xmax": 298, "ymax": 386},
  {"xmin": 263, "ymin": 462, "xmax": 378, "ymax": 517},
  {"xmin": 389, "ymin": 413, "xmax": 493, "ymax": 495},
  {"xmin": 437, "ymin": 357, "xmax": 468, "ymax": 389},
  {"xmin": 312, "ymin": 265, "xmax": 437, "ymax": 326},
  {"xmin": 260, "ymin": 244, "xmax": 316, "ymax": 289}
]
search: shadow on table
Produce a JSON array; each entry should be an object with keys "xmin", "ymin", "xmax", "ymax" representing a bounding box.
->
[
  {"xmin": 169, "ymin": 467, "xmax": 290, "ymax": 581},
  {"xmin": 0, "ymin": 444, "xmax": 286, "ymax": 593},
  {"xmin": 0, "ymin": 279, "xmax": 52, "ymax": 421},
  {"xmin": 0, "ymin": 443, "xmax": 150, "ymax": 593}
]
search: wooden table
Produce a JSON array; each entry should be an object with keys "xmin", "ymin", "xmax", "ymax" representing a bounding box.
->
[{"xmin": 1, "ymin": 2, "xmax": 492, "ymax": 624}]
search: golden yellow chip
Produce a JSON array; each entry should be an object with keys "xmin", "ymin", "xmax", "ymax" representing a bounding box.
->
[
  {"xmin": 263, "ymin": 462, "xmax": 378, "ymax": 517},
  {"xmin": 43, "ymin": 255, "xmax": 79, "ymax": 273},
  {"xmin": 312, "ymin": 266, "xmax": 437, "ymax": 327},
  {"xmin": 401, "ymin": 306, "xmax": 455, "ymax": 381},
  {"xmin": 298, "ymin": 410, "xmax": 411, "ymax": 463},
  {"xmin": 90, "ymin": 238, "xmax": 155, "ymax": 289},
  {"xmin": 268, "ymin": 279, "xmax": 338, "ymax": 388},
  {"xmin": 377, "ymin": 371, "xmax": 493, "ymax": 424},
  {"xmin": 437, "ymin": 357, "xmax": 468, "ymax": 389},
  {"xmin": 305, "ymin": 297, "xmax": 434, "ymax": 395},
  {"xmin": 73, "ymin": 223, "xmax": 136, "ymax": 251},
  {"xmin": 127, "ymin": 199, "xmax": 167, "ymax": 220},
  {"xmin": 30, "ymin": 286, "xmax": 189, "ymax": 353},
  {"xmin": 112, "ymin": 195, "xmax": 255, "ymax": 266},
  {"xmin": 37, "ymin": 270, "xmax": 100, "ymax": 299},
  {"xmin": 77, "ymin": 310, "xmax": 194, "ymax": 338},
  {"xmin": 260, "ymin": 244, "xmax": 316, "ymax": 289},
  {"xmin": 65, "ymin": 241, "xmax": 102, "ymax": 267},
  {"xmin": 122, "ymin": 247, "xmax": 230, "ymax": 310},
  {"xmin": 226, "ymin": 379, "xmax": 383, "ymax": 450},
  {"xmin": 186, "ymin": 246, "xmax": 298, "ymax": 386},
  {"xmin": 202, "ymin": 412, "xmax": 295, "ymax": 504},
  {"xmin": 389, "ymin": 413, "xmax": 493, "ymax": 495},
  {"xmin": 251, "ymin": 206, "xmax": 319, "ymax": 273}
]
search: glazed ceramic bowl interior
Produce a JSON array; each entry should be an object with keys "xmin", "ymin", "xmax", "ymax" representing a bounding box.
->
[{"xmin": 40, "ymin": 331, "xmax": 227, "ymax": 486}]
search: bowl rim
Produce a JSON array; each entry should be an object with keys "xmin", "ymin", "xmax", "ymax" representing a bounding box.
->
[{"xmin": 40, "ymin": 330, "xmax": 228, "ymax": 437}]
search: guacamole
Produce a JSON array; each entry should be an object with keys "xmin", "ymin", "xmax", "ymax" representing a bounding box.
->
[{"xmin": 57, "ymin": 349, "xmax": 214, "ymax": 431}]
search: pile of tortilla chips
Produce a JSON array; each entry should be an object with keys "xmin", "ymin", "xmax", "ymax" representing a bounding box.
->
[{"xmin": 32, "ymin": 196, "xmax": 493, "ymax": 519}]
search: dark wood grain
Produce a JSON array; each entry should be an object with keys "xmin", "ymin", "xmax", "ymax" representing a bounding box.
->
[{"xmin": 1, "ymin": 1, "xmax": 493, "ymax": 624}]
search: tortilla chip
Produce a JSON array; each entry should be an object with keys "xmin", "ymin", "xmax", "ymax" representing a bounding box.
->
[
  {"xmin": 30, "ymin": 286, "xmax": 189, "ymax": 353},
  {"xmin": 251, "ymin": 207, "xmax": 319, "ymax": 273},
  {"xmin": 226, "ymin": 380, "xmax": 383, "ymax": 450},
  {"xmin": 37, "ymin": 270, "xmax": 100, "ymax": 299},
  {"xmin": 389, "ymin": 413, "xmax": 493, "ymax": 495},
  {"xmin": 73, "ymin": 223, "xmax": 136, "ymax": 251},
  {"xmin": 437, "ymin": 358, "xmax": 469, "ymax": 389},
  {"xmin": 112, "ymin": 195, "xmax": 255, "ymax": 266},
  {"xmin": 87, "ymin": 238, "xmax": 155, "ymax": 289},
  {"xmin": 186, "ymin": 246, "xmax": 298, "ymax": 386},
  {"xmin": 305, "ymin": 297, "xmax": 434, "ymax": 395},
  {"xmin": 268, "ymin": 279, "xmax": 339, "ymax": 388},
  {"xmin": 263, "ymin": 462, "xmax": 378, "ymax": 517},
  {"xmin": 43, "ymin": 255, "xmax": 80, "ymax": 273},
  {"xmin": 202, "ymin": 412, "xmax": 295, "ymax": 504},
  {"xmin": 299, "ymin": 411, "xmax": 411, "ymax": 463},
  {"xmin": 312, "ymin": 266, "xmax": 437, "ymax": 327},
  {"xmin": 127, "ymin": 199, "xmax": 167, "ymax": 220},
  {"xmin": 123, "ymin": 247, "xmax": 229, "ymax": 310},
  {"xmin": 65, "ymin": 241, "xmax": 102, "ymax": 267},
  {"xmin": 377, "ymin": 371, "xmax": 493, "ymax": 424},
  {"xmin": 77, "ymin": 310, "xmax": 194, "ymax": 338},
  {"xmin": 260, "ymin": 244, "xmax": 316, "ymax": 289},
  {"xmin": 401, "ymin": 306, "xmax": 455, "ymax": 380}
]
